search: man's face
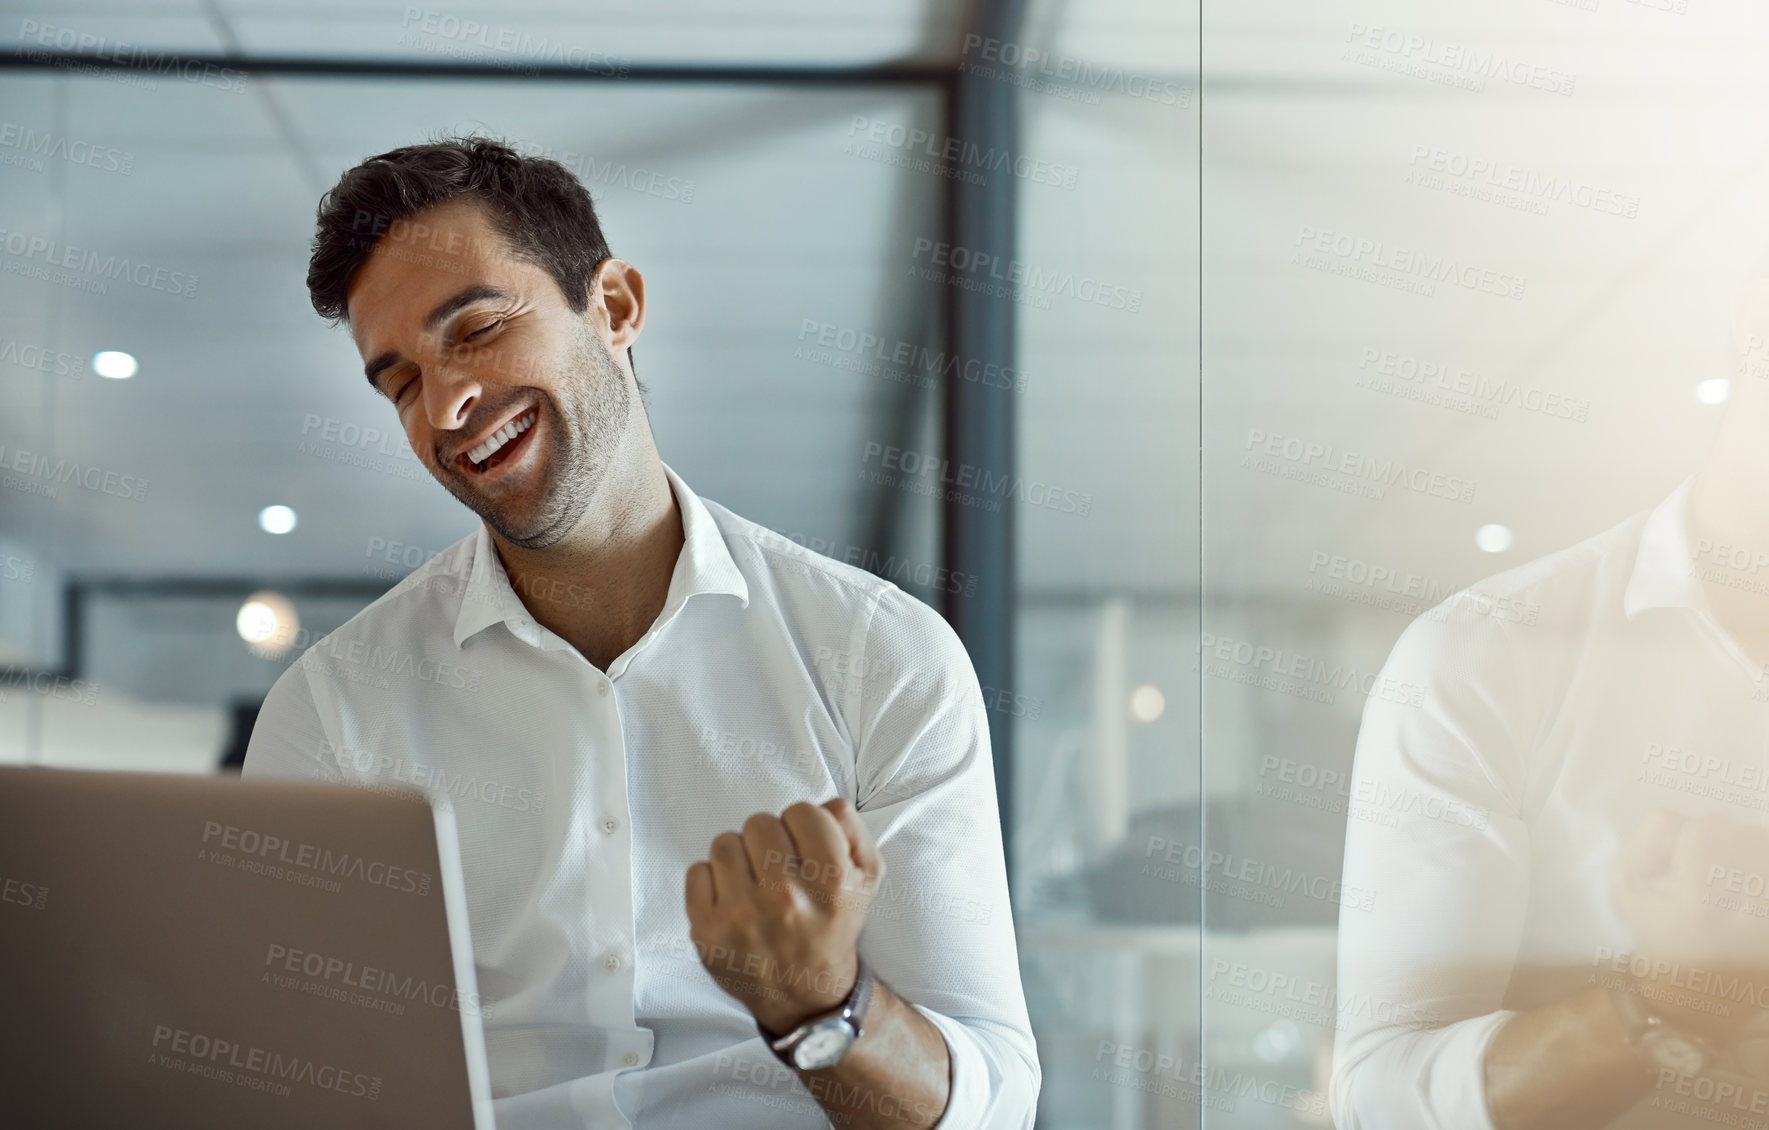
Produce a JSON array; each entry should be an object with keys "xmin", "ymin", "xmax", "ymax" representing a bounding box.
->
[{"xmin": 347, "ymin": 199, "xmax": 633, "ymax": 549}]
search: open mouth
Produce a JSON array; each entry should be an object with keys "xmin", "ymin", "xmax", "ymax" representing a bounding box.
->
[{"xmin": 458, "ymin": 405, "xmax": 538, "ymax": 477}]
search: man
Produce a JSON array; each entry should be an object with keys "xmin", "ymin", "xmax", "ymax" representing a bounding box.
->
[
  {"xmin": 1328, "ymin": 274, "xmax": 1769, "ymax": 1129},
  {"xmin": 242, "ymin": 136, "xmax": 1038, "ymax": 1129}
]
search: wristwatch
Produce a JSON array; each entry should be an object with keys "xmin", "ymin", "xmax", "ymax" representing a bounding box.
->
[
  {"xmin": 757, "ymin": 955, "xmax": 875, "ymax": 1071},
  {"xmin": 1610, "ymin": 987, "xmax": 1720, "ymax": 1076}
]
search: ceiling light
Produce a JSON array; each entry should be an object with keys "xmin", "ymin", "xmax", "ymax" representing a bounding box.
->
[
  {"xmin": 1697, "ymin": 378, "xmax": 1732, "ymax": 405},
  {"xmin": 1475, "ymin": 524, "xmax": 1514, "ymax": 553},
  {"xmin": 237, "ymin": 591, "xmax": 299, "ymax": 659},
  {"xmin": 91, "ymin": 350, "xmax": 137, "ymax": 379},
  {"xmin": 1129, "ymin": 684, "xmax": 1166, "ymax": 722},
  {"xmin": 258, "ymin": 505, "xmax": 297, "ymax": 535}
]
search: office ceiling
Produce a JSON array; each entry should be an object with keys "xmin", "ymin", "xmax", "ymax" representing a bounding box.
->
[{"xmin": 5, "ymin": 0, "xmax": 1765, "ymax": 672}]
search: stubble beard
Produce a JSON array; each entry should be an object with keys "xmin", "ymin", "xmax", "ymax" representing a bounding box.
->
[{"xmin": 438, "ymin": 327, "xmax": 632, "ymax": 550}]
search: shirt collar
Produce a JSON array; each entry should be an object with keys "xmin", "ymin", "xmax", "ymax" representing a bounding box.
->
[
  {"xmin": 1622, "ymin": 473, "xmax": 1706, "ymax": 619},
  {"xmin": 452, "ymin": 460, "xmax": 749, "ymax": 649}
]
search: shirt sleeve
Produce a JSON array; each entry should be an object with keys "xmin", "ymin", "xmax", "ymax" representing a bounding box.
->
[
  {"xmin": 838, "ymin": 585, "xmax": 1041, "ymax": 1130},
  {"xmin": 239, "ymin": 658, "xmax": 347, "ymax": 786},
  {"xmin": 1329, "ymin": 607, "xmax": 1539, "ymax": 1130}
]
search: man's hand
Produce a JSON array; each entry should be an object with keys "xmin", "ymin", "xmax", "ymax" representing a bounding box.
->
[
  {"xmin": 685, "ymin": 797, "xmax": 886, "ymax": 1035},
  {"xmin": 1610, "ymin": 806, "xmax": 1769, "ymax": 1040}
]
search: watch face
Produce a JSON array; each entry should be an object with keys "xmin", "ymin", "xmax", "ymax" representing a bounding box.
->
[
  {"xmin": 791, "ymin": 1021, "xmax": 857, "ymax": 1071},
  {"xmin": 1643, "ymin": 1031, "xmax": 1708, "ymax": 1077}
]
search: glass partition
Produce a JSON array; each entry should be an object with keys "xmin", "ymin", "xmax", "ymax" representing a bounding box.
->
[{"xmin": 1200, "ymin": 2, "xmax": 1769, "ymax": 1128}]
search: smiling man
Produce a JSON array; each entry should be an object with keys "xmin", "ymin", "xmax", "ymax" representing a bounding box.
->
[{"xmin": 240, "ymin": 137, "xmax": 1038, "ymax": 1129}]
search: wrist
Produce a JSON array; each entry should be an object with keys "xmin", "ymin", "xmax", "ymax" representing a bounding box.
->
[
  {"xmin": 756, "ymin": 954, "xmax": 876, "ymax": 1073},
  {"xmin": 751, "ymin": 950, "xmax": 858, "ymax": 1037},
  {"xmin": 1604, "ymin": 981, "xmax": 1728, "ymax": 1077}
]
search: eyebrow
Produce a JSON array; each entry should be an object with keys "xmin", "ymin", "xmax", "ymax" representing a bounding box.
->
[{"xmin": 363, "ymin": 284, "xmax": 512, "ymax": 392}]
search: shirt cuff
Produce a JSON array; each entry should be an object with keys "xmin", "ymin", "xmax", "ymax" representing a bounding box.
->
[
  {"xmin": 1333, "ymin": 1008, "xmax": 1515, "ymax": 1130},
  {"xmin": 912, "ymin": 1004, "xmax": 1004, "ymax": 1130},
  {"xmin": 1461, "ymin": 1010, "xmax": 1516, "ymax": 1130}
]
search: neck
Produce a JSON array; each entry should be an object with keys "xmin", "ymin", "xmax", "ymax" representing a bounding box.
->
[
  {"xmin": 1692, "ymin": 400, "xmax": 1769, "ymax": 552},
  {"xmin": 487, "ymin": 442, "xmax": 684, "ymax": 670},
  {"xmin": 1689, "ymin": 407, "xmax": 1769, "ymax": 665}
]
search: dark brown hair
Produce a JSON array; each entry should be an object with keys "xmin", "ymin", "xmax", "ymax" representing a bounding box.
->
[{"xmin": 306, "ymin": 135, "xmax": 635, "ymax": 375}]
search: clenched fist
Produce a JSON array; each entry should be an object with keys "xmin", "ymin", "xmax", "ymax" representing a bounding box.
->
[
  {"xmin": 1610, "ymin": 806, "xmax": 1769, "ymax": 1041},
  {"xmin": 685, "ymin": 797, "xmax": 886, "ymax": 1035}
]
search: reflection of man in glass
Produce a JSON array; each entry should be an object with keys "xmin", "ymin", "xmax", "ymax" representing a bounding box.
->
[{"xmin": 1329, "ymin": 279, "xmax": 1769, "ymax": 1129}]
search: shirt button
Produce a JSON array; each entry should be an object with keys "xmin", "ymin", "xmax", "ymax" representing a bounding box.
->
[
  {"xmin": 597, "ymin": 680, "xmax": 610, "ymax": 697},
  {"xmin": 602, "ymin": 816, "xmax": 620, "ymax": 834},
  {"xmin": 621, "ymin": 1052, "xmax": 640, "ymax": 1067},
  {"xmin": 604, "ymin": 953, "xmax": 623, "ymax": 973}
]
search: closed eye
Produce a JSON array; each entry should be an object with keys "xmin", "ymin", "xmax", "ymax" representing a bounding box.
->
[{"xmin": 463, "ymin": 318, "xmax": 503, "ymax": 342}]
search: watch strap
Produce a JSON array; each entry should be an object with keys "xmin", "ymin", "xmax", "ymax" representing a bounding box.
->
[
  {"xmin": 759, "ymin": 955, "xmax": 874, "ymax": 1068},
  {"xmin": 1609, "ymin": 986, "xmax": 1718, "ymax": 1071}
]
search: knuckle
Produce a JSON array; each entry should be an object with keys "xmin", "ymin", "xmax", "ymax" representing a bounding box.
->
[{"xmin": 742, "ymin": 812, "xmax": 777, "ymax": 838}]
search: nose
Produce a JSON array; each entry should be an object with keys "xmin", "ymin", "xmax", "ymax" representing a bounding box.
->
[{"xmin": 423, "ymin": 353, "xmax": 481, "ymax": 437}]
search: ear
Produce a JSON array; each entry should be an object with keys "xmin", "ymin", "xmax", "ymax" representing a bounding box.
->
[{"xmin": 592, "ymin": 258, "xmax": 646, "ymax": 352}]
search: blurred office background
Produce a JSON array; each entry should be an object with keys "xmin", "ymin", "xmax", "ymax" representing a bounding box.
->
[{"xmin": 3, "ymin": 0, "xmax": 1764, "ymax": 1126}]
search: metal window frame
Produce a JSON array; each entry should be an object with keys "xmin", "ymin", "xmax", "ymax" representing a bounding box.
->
[{"xmin": 0, "ymin": 6, "xmax": 1024, "ymax": 861}]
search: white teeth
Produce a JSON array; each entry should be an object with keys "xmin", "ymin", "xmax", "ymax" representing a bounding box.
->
[{"xmin": 467, "ymin": 408, "xmax": 535, "ymax": 466}]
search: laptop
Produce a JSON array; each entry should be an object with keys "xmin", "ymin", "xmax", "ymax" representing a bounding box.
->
[{"xmin": 0, "ymin": 766, "xmax": 495, "ymax": 1129}]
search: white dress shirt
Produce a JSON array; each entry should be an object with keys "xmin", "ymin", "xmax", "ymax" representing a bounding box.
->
[
  {"xmin": 1330, "ymin": 475, "xmax": 1769, "ymax": 1130},
  {"xmin": 242, "ymin": 462, "xmax": 1039, "ymax": 1129}
]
